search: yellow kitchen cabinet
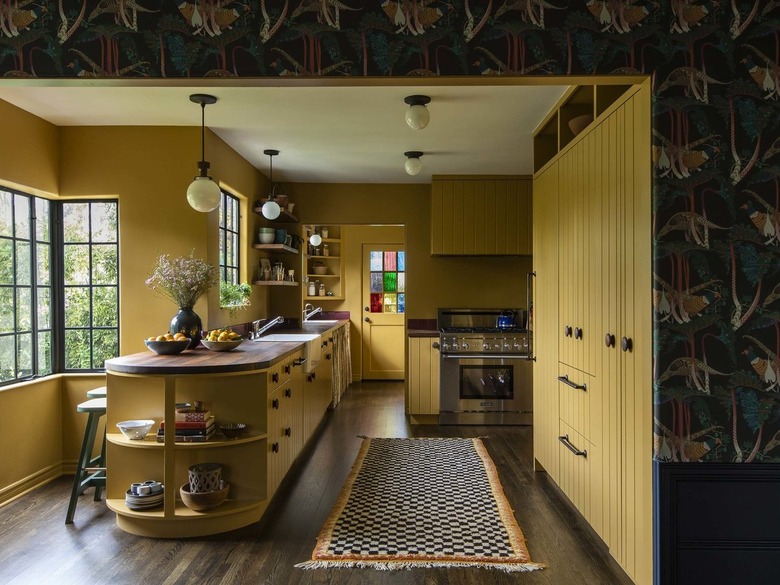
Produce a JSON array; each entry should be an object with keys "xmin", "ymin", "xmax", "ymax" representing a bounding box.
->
[
  {"xmin": 533, "ymin": 82, "xmax": 651, "ymax": 585},
  {"xmin": 430, "ymin": 176, "xmax": 532, "ymax": 256},
  {"xmin": 303, "ymin": 333, "xmax": 334, "ymax": 441},
  {"xmin": 532, "ymin": 161, "xmax": 560, "ymax": 483},
  {"xmin": 406, "ymin": 336, "xmax": 440, "ymax": 420},
  {"xmin": 267, "ymin": 350, "xmax": 304, "ymax": 496}
]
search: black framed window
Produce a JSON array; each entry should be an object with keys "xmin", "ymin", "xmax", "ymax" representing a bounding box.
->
[
  {"xmin": 0, "ymin": 190, "xmax": 119, "ymax": 386},
  {"xmin": 219, "ymin": 191, "xmax": 240, "ymax": 285}
]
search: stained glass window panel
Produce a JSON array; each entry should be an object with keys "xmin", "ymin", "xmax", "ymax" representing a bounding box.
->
[
  {"xmin": 398, "ymin": 294, "xmax": 405, "ymax": 313},
  {"xmin": 398, "ymin": 273, "xmax": 405, "ymax": 292},
  {"xmin": 397, "ymin": 251, "xmax": 405, "ymax": 272},
  {"xmin": 384, "ymin": 251, "xmax": 396, "ymax": 271},
  {"xmin": 384, "ymin": 304, "xmax": 397, "ymax": 314},
  {"xmin": 370, "ymin": 251, "xmax": 383, "ymax": 271},
  {"xmin": 370, "ymin": 272, "xmax": 383, "ymax": 293},
  {"xmin": 384, "ymin": 271, "xmax": 397, "ymax": 292},
  {"xmin": 384, "ymin": 293, "xmax": 396, "ymax": 306},
  {"xmin": 370, "ymin": 293, "xmax": 383, "ymax": 313}
]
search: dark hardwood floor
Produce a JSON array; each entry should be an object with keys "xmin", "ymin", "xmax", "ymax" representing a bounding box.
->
[{"xmin": 0, "ymin": 382, "xmax": 634, "ymax": 585}]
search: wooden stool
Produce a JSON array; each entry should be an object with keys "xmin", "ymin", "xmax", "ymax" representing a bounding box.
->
[
  {"xmin": 66, "ymin": 397, "xmax": 107, "ymax": 524},
  {"xmin": 86, "ymin": 386, "xmax": 107, "ymax": 398}
]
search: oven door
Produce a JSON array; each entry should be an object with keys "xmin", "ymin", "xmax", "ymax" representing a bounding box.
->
[{"xmin": 439, "ymin": 355, "xmax": 532, "ymax": 425}]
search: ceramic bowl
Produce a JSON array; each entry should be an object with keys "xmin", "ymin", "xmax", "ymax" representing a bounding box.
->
[
  {"xmin": 201, "ymin": 338, "xmax": 243, "ymax": 352},
  {"xmin": 116, "ymin": 419, "xmax": 155, "ymax": 440},
  {"xmin": 258, "ymin": 233, "xmax": 275, "ymax": 244},
  {"xmin": 180, "ymin": 480, "xmax": 229, "ymax": 512},
  {"xmin": 258, "ymin": 227, "xmax": 275, "ymax": 233},
  {"xmin": 219, "ymin": 422, "xmax": 247, "ymax": 439},
  {"xmin": 568, "ymin": 113, "xmax": 593, "ymax": 136},
  {"xmin": 144, "ymin": 339, "xmax": 190, "ymax": 355}
]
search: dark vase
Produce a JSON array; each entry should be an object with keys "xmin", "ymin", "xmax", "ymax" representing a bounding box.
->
[{"xmin": 170, "ymin": 308, "xmax": 202, "ymax": 348}]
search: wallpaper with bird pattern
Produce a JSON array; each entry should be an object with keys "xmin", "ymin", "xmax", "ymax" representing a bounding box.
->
[{"xmin": 1, "ymin": 1, "xmax": 778, "ymax": 463}]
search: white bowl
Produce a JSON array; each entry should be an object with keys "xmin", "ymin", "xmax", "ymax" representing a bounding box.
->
[
  {"xmin": 258, "ymin": 233, "xmax": 275, "ymax": 244},
  {"xmin": 116, "ymin": 419, "xmax": 155, "ymax": 440}
]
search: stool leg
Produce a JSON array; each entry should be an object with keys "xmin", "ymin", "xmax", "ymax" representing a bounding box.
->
[
  {"xmin": 66, "ymin": 411, "xmax": 101, "ymax": 524},
  {"xmin": 93, "ymin": 424, "xmax": 107, "ymax": 502}
]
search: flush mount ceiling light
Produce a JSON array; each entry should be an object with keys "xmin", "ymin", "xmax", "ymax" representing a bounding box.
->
[
  {"xmin": 186, "ymin": 94, "xmax": 221, "ymax": 213},
  {"xmin": 309, "ymin": 233, "xmax": 322, "ymax": 246},
  {"xmin": 404, "ymin": 95, "xmax": 431, "ymax": 130},
  {"xmin": 404, "ymin": 151, "xmax": 424, "ymax": 176},
  {"xmin": 261, "ymin": 149, "xmax": 282, "ymax": 220}
]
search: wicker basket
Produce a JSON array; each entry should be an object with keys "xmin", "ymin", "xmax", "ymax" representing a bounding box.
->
[{"xmin": 312, "ymin": 265, "xmax": 328, "ymax": 275}]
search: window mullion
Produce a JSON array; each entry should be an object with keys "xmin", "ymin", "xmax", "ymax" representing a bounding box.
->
[{"xmin": 51, "ymin": 204, "xmax": 65, "ymax": 373}]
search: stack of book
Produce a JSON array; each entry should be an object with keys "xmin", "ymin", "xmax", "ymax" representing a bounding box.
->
[{"xmin": 157, "ymin": 410, "xmax": 215, "ymax": 443}]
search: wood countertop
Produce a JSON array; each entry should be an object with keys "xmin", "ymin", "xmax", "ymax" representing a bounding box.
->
[{"xmin": 105, "ymin": 320, "xmax": 347, "ymax": 376}]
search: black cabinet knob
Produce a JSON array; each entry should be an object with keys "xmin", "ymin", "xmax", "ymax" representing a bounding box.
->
[
  {"xmin": 271, "ymin": 398, "xmax": 279, "ymax": 409},
  {"xmin": 284, "ymin": 427, "xmax": 291, "ymax": 437},
  {"xmin": 284, "ymin": 388, "xmax": 292, "ymax": 398},
  {"xmin": 605, "ymin": 333, "xmax": 615, "ymax": 348},
  {"xmin": 272, "ymin": 442, "xmax": 279, "ymax": 453},
  {"xmin": 564, "ymin": 325, "xmax": 572, "ymax": 337},
  {"xmin": 574, "ymin": 327, "xmax": 583, "ymax": 340},
  {"xmin": 272, "ymin": 372, "xmax": 279, "ymax": 383},
  {"xmin": 284, "ymin": 365, "xmax": 291, "ymax": 374},
  {"xmin": 621, "ymin": 337, "xmax": 633, "ymax": 352}
]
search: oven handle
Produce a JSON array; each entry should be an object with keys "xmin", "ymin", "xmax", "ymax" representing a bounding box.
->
[{"xmin": 441, "ymin": 353, "xmax": 530, "ymax": 360}]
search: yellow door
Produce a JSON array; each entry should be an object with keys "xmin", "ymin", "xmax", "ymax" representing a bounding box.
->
[{"xmin": 362, "ymin": 245, "xmax": 405, "ymax": 379}]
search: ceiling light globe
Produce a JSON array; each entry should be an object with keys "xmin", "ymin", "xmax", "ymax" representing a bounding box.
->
[
  {"xmin": 186, "ymin": 176, "xmax": 221, "ymax": 212},
  {"xmin": 310, "ymin": 234, "xmax": 323, "ymax": 247},
  {"xmin": 405, "ymin": 105, "xmax": 430, "ymax": 130},
  {"xmin": 405, "ymin": 157, "xmax": 423, "ymax": 176},
  {"xmin": 262, "ymin": 199, "xmax": 281, "ymax": 220}
]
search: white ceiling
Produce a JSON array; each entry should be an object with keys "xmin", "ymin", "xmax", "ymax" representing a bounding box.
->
[{"xmin": 0, "ymin": 83, "xmax": 568, "ymax": 184}]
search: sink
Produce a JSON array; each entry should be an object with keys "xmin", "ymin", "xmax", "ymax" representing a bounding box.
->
[
  {"xmin": 255, "ymin": 333, "xmax": 321, "ymax": 372},
  {"xmin": 256, "ymin": 333, "xmax": 321, "ymax": 342},
  {"xmin": 305, "ymin": 320, "xmax": 340, "ymax": 324}
]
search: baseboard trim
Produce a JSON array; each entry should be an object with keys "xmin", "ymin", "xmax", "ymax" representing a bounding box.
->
[{"xmin": 0, "ymin": 463, "xmax": 63, "ymax": 508}]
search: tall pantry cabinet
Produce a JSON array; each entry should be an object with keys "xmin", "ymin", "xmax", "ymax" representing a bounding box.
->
[{"xmin": 532, "ymin": 82, "xmax": 652, "ymax": 585}]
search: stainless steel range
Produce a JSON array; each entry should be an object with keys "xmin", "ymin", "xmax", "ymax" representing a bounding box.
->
[{"xmin": 438, "ymin": 308, "xmax": 533, "ymax": 425}]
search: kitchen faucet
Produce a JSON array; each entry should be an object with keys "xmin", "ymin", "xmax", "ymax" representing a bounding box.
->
[
  {"xmin": 250, "ymin": 316, "xmax": 284, "ymax": 339},
  {"xmin": 303, "ymin": 303, "xmax": 322, "ymax": 321}
]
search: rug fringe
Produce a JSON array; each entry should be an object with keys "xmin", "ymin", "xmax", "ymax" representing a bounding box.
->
[{"xmin": 295, "ymin": 560, "xmax": 545, "ymax": 572}]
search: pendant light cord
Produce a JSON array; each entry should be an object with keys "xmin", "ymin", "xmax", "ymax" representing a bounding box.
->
[{"xmin": 200, "ymin": 103, "xmax": 206, "ymax": 163}]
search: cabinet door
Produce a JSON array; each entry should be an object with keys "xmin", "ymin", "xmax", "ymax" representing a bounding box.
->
[
  {"xmin": 406, "ymin": 337, "xmax": 440, "ymax": 416},
  {"xmin": 532, "ymin": 162, "xmax": 560, "ymax": 482},
  {"xmin": 267, "ymin": 386, "xmax": 285, "ymax": 496}
]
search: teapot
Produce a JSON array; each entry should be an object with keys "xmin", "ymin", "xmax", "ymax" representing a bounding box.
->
[{"xmin": 496, "ymin": 309, "xmax": 516, "ymax": 329}]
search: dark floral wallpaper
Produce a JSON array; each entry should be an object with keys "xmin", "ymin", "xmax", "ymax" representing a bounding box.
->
[{"xmin": 1, "ymin": 1, "xmax": 778, "ymax": 463}]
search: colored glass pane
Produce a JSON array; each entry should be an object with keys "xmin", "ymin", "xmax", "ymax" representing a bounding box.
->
[
  {"xmin": 398, "ymin": 294, "xmax": 405, "ymax": 313},
  {"xmin": 384, "ymin": 271, "xmax": 397, "ymax": 292},
  {"xmin": 384, "ymin": 293, "xmax": 396, "ymax": 306},
  {"xmin": 370, "ymin": 272, "xmax": 383, "ymax": 293},
  {"xmin": 370, "ymin": 251, "xmax": 383, "ymax": 271},
  {"xmin": 384, "ymin": 251, "xmax": 396, "ymax": 271},
  {"xmin": 370, "ymin": 293, "xmax": 383, "ymax": 313},
  {"xmin": 397, "ymin": 251, "xmax": 405, "ymax": 271},
  {"xmin": 398, "ymin": 273, "xmax": 405, "ymax": 292},
  {"xmin": 384, "ymin": 304, "xmax": 397, "ymax": 314}
]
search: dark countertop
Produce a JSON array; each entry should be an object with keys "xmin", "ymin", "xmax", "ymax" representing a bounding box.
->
[{"xmin": 105, "ymin": 320, "xmax": 348, "ymax": 376}]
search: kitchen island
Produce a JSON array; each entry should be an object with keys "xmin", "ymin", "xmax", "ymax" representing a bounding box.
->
[{"xmin": 104, "ymin": 320, "xmax": 347, "ymax": 538}]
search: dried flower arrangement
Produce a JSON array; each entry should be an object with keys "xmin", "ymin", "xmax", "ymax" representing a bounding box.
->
[{"xmin": 145, "ymin": 252, "xmax": 218, "ymax": 309}]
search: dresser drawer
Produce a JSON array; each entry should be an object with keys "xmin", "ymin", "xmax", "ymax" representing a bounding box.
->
[
  {"xmin": 557, "ymin": 420, "xmax": 600, "ymax": 529},
  {"xmin": 558, "ymin": 364, "xmax": 595, "ymax": 443}
]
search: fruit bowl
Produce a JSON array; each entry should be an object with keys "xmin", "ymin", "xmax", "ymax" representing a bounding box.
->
[
  {"xmin": 180, "ymin": 480, "xmax": 229, "ymax": 512},
  {"xmin": 219, "ymin": 422, "xmax": 247, "ymax": 439},
  {"xmin": 145, "ymin": 339, "xmax": 190, "ymax": 355},
  {"xmin": 116, "ymin": 419, "xmax": 155, "ymax": 440},
  {"xmin": 201, "ymin": 338, "xmax": 243, "ymax": 352}
]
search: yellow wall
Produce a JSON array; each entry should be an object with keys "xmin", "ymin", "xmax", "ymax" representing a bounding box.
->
[
  {"xmin": 287, "ymin": 183, "xmax": 532, "ymax": 319},
  {"xmin": 59, "ymin": 127, "xmax": 268, "ymax": 354},
  {"xmin": 0, "ymin": 99, "xmax": 59, "ymax": 197}
]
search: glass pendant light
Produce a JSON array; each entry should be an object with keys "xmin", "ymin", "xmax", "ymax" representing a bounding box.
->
[
  {"xmin": 186, "ymin": 94, "xmax": 221, "ymax": 213},
  {"xmin": 404, "ymin": 95, "xmax": 431, "ymax": 130},
  {"xmin": 261, "ymin": 149, "xmax": 281, "ymax": 220},
  {"xmin": 404, "ymin": 151, "xmax": 424, "ymax": 176}
]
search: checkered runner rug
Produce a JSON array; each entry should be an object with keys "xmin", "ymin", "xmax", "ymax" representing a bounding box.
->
[{"xmin": 296, "ymin": 437, "xmax": 544, "ymax": 572}]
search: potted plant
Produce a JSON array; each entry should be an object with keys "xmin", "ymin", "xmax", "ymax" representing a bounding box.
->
[
  {"xmin": 220, "ymin": 281, "xmax": 252, "ymax": 317},
  {"xmin": 145, "ymin": 252, "xmax": 217, "ymax": 347}
]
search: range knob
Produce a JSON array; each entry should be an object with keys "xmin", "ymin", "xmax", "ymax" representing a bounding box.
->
[
  {"xmin": 483, "ymin": 342, "xmax": 491, "ymax": 351},
  {"xmin": 442, "ymin": 342, "xmax": 450, "ymax": 351},
  {"xmin": 462, "ymin": 341, "xmax": 470, "ymax": 350},
  {"xmin": 513, "ymin": 341, "xmax": 522, "ymax": 351},
  {"xmin": 494, "ymin": 342, "xmax": 502, "ymax": 351},
  {"xmin": 451, "ymin": 341, "xmax": 460, "ymax": 351},
  {"xmin": 503, "ymin": 340, "xmax": 511, "ymax": 350}
]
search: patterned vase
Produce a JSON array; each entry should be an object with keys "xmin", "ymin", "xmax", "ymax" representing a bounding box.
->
[{"xmin": 170, "ymin": 308, "xmax": 202, "ymax": 348}]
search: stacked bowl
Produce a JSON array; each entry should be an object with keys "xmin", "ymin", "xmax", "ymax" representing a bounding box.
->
[{"xmin": 258, "ymin": 227, "xmax": 275, "ymax": 244}]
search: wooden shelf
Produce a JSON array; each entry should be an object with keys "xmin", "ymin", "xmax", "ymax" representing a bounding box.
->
[
  {"xmin": 106, "ymin": 498, "xmax": 265, "ymax": 519},
  {"xmin": 307, "ymin": 274, "xmax": 339, "ymax": 278},
  {"xmin": 252, "ymin": 244, "xmax": 299, "ymax": 254},
  {"xmin": 304, "ymin": 296, "xmax": 344, "ymax": 301},
  {"xmin": 252, "ymin": 207, "xmax": 298, "ymax": 223},
  {"xmin": 252, "ymin": 280, "xmax": 298, "ymax": 286},
  {"xmin": 306, "ymin": 255, "xmax": 341, "ymax": 260}
]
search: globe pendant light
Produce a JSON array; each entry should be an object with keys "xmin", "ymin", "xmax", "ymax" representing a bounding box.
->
[
  {"xmin": 404, "ymin": 95, "xmax": 431, "ymax": 130},
  {"xmin": 186, "ymin": 94, "xmax": 221, "ymax": 213},
  {"xmin": 404, "ymin": 151, "xmax": 424, "ymax": 176},
  {"xmin": 261, "ymin": 149, "xmax": 281, "ymax": 220}
]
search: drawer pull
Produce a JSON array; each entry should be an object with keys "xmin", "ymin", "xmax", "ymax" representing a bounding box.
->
[
  {"xmin": 284, "ymin": 427, "xmax": 291, "ymax": 437},
  {"xmin": 271, "ymin": 398, "xmax": 279, "ymax": 409},
  {"xmin": 557, "ymin": 374, "xmax": 586, "ymax": 391},
  {"xmin": 284, "ymin": 388, "xmax": 292, "ymax": 398},
  {"xmin": 271, "ymin": 442, "xmax": 279, "ymax": 453},
  {"xmin": 605, "ymin": 333, "xmax": 615, "ymax": 348},
  {"xmin": 621, "ymin": 336, "xmax": 633, "ymax": 352},
  {"xmin": 564, "ymin": 325, "xmax": 572, "ymax": 337},
  {"xmin": 272, "ymin": 372, "xmax": 279, "ymax": 383},
  {"xmin": 326, "ymin": 353, "xmax": 332, "ymax": 360},
  {"xmin": 559, "ymin": 434, "xmax": 588, "ymax": 458},
  {"xmin": 293, "ymin": 357, "xmax": 307, "ymax": 367},
  {"xmin": 284, "ymin": 364, "xmax": 291, "ymax": 374},
  {"xmin": 574, "ymin": 327, "xmax": 583, "ymax": 340}
]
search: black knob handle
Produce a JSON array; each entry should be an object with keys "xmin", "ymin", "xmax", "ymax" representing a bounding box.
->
[
  {"xmin": 605, "ymin": 333, "xmax": 615, "ymax": 348},
  {"xmin": 312, "ymin": 372, "xmax": 316, "ymax": 380},
  {"xmin": 364, "ymin": 306, "xmax": 369, "ymax": 312},
  {"xmin": 326, "ymin": 353, "xmax": 331, "ymax": 360},
  {"xmin": 272, "ymin": 442, "xmax": 279, "ymax": 453},
  {"xmin": 621, "ymin": 337, "xmax": 633, "ymax": 352},
  {"xmin": 271, "ymin": 398, "xmax": 279, "ymax": 409},
  {"xmin": 307, "ymin": 374, "xmax": 313, "ymax": 382},
  {"xmin": 284, "ymin": 365, "xmax": 291, "ymax": 374},
  {"xmin": 272, "ymin": 372, "xmax": 279, "ymax": 383},
  {"xmin": 284, "ymin": 427, "xmax": 291, "ymax": 437},
  {"xmin": 284, "ymin": 388, "xmax": 292, "ymax": 398},
  {"xmin": 564, "ymin": 326, "xmax": 572, "ymax": 337},
  {"xmin": 432, "ymin": 342, "xmax": 440, "ymax": 349},
  {"xmin": 364, "ymin": 317, "xmax": 370, "ymax": 323},
  {"xmin": 574, "ymin": 327, "xmax": 583, "ymax": 340}
]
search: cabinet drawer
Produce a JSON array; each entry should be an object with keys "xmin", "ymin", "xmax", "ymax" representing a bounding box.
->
[
  {"xmin": 557, "ymin": 420, "xmax": 596, "ymax": 527},
  {"xmin": 558, "ymin": 364, "xmax": 593, "ymax": 442}
]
